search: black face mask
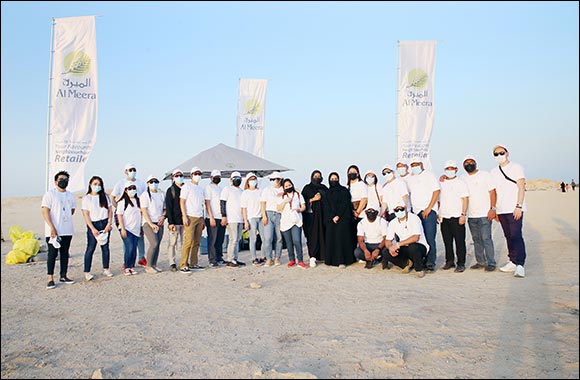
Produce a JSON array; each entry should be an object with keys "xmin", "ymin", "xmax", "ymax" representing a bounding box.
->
[
  {"xmin": 365, "ymin": 210, "xmax": 379, "ymax": 221},
  {"xmin": 464, "ymin": 163, "xmax": 476, "ymax": 173},
  {"xmin": 232, "ymin": 178, "xmax": 242, "ymax": 187},
  {"xmin": 212, "ymin": 177, "xmax": 221, "ymax": 184},
  {"xmin": 285, "ymin": 187, "xmax": 294, "ymax": 193},
  {"xmin": 57, "ymin": 178, "xmax": 69, "ymax": 189},
  {"xmin": 329, "ymin": 180, "xmax": 339, "ymax": 187},
  {"xmin": 312, "ymin": 177, "xmax": 322, "ymax": 185},
  {"xmin": 348, "ymin": 173, "xmax": 358, "ymax": 181}
]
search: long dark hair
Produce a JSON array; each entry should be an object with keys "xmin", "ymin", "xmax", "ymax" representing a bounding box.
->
[
  {"xmin": 119, "ymin": 186, "xmax": 140, "ymax": 210},
  {"xmin": 85, "ymin": 176, "xmax": 109, "ymax": 209},
  {"xmin": 347, "ymin": 165, "xmax": 361, "ymax": 188}
]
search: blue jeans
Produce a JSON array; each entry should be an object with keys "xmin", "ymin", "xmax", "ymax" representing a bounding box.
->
[
  {"xmin": 417, "ymin": 209, "xmax": 438, "ymax": 267},
  {"xmin": 205, "ymin": 219, "xmax": 226, "ymax": 264},
  {"xmin": 498, "ymin": 213, "xmax": 526, "ymax": 266},
  {"xmin": 122, "ymin": 231, "xmax": 140, "ymax": 269},
  {"xmin": 262, "ymin": 211, "xmax": 282, "ymax": 259},
  {"xmin": 248, "ymin": 217, "xmax": 265, "ymax": 260},
  {"xmin": 227, "ymin": 223, "xmax": 243, "ymax": 262},
  {"xmin": 467, "ymin": 217, "xmax": 496, "ymax": 266},
  {"xmin": 282, "ymin": 225, "xmax": 303, "ymax": 263},
  {"xmin": 83, "ymin": 219, "xmax": 111, "ymax": 272}
]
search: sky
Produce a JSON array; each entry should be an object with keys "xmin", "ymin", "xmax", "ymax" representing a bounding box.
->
[{"xmin": 1, "ymin": 1, "xmax": 579, "ymax": 198}]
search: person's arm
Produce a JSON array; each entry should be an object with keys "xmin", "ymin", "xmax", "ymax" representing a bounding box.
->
[
  {"xmin": 422, "ymin": 190, "xmax": 440, "ymax": 219},
  {"xmin": 82, "ymin": 209, "xmax": 99, "ymax": 237},
  {"xmin": 459, "ymin": 196, "xmax": 468, "ymax": 225},
  {"xmin": 355, "ymin": 197, "xmax": 367, "ymax": 218},
  {"xmin": 180, "ymin": 197, "xmax": 189, "ymax": 227},
  {"xmin": 117, "ymin": 204, "xmax": 127, "ymax": 238},
  {"xmin": 220, "ymin": 200, "xmax": 228, "ymax": 226},
  {"xmin": 242, "ymin": 207, "xmax": 249, "ymax": 231},
  {"xmin": 514, "ymin": 178, "xmax": 526, "ymax": 221},
  {"xmin": 105, "ymin": 205, "xmax": 114, "ymax": 232},
  {"xmin": 397, "ymin": 234, "xmax": 420, "ymax": 247},
  {"xmin": 41, "ymin": 206, "xmax": 57, "ymax": 238},
  {"xmin": 357, "ymin": 235, "xmax": 370, "ymax": 256},
  {"xmin": 141, "ymin": 202, "xmax": 159, "ymax": 233},
  {"xmin": 487, "ymin": 189, "xmax": 497, "ymax": 221},
  {"xmin": 261, "ymin": 200, "xmax": 269, "ymax": 226}
]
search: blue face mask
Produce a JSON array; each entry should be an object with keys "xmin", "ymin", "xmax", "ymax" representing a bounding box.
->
[
  {"xmin": 174, "ymin": 176, "xmax": 184, "ymax": 185},
  {"xmin": 411, "ymin": 166, "xmax": 422, "ymax": 175},
  {"xmin": 395, "ymin": 210, "xmax": 406, "ymax": 219},
  {"xmin": 127, "ymin": 171, "xmax": 137, "ymax": 180},
  {"xmin": 445, "ymin": 169, "xmax": 457, "ymax": 178},
  {"xmin": 91, "ymin": 185, "xmax": 102, "ymax": 193},
  {"xmin": 249, "ymin": 180, "xmax": 257, "ymax": 188},
  {"xmin": 149, "ymin": 183, "xmax": 159, "ymax": 191}
]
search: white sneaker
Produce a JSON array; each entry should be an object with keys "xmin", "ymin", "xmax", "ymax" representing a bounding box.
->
[
  {"xmin": 358, "ymin": 259, "xmax": 366, "ymax": 264},
  {"xmin": 514, "ymin": 265, "xmax": 525, "ymax": 278},
  {"xmin": 499, "ymin": 261, "xmax": 517, "ymax": 272},
  {"xmin": 339, "ymin": 264, "xmax": 346, "ymax": 269},
  {"xmin": 84, "ymin": 273, "xmax": 94, "ymax": 281},
  {"xmin": 103, "ymin": 269, "xmax": 113, "ymax": 277},
  {"xmin": 309, "ymin": 257, "xmax": 317, "ymax": 268}
]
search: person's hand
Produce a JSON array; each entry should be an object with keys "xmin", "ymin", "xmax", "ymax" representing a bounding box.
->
[
  {"xmin": 50, "ymin": 227, "xmax": 58, "ymax": 238},
  {"xmin": 209, "ymin": 218, "xmax": 216, "ymax": 228},
  {"xmin": 333, "ymin": 216, "xmax": 340, "ymax": 224},
  {"xmin": 220, "ymin": 217, "xmax": 227, "ymax": 227},
  {"xmin": 244, "ymin": 221, "xmax": 249, "ymax": 231},
  {"xmin": 422, "ymin": 208, "xmax": 431, "ymax": 219},
  {"xmin": 182, "ymin": 215, "xmax": 189, "ymax": 227},
  {"xmin": 120, "ymin": 228, "xmax": 127, "ymax": 239},
  {"xmin": 312, "ymin": 193, "xmax": 321, "ymax": 202},
  {"xmin": 459, "ymin": 215, "xmax": 466, "ymax": 225},
  {"xmin": 91, "ymin": 228, "xmax": 100, "ymax": 237},
  {"xmin": 168, "ymin": 224, "xmax": 176, "ymax": 232},
  {"xmin": 388, "ymin": 244, "xmax": 399, "ymax": 257},
  {"xmin": 513, "ymin": 207, "xmax": 523, "ymax": 221},
  {"xmin": 487, "ymin": 209, "xmax": 496, "ymax": 221},
  {"xmin": 104, "ymin": 223, "xmax": 112, "ymax": 233},
  {"xmin": 439, "ymin": 175, "xmax": 448, "ymax": 183},
  {"xmin": 262, "ymin": 216, "xmax": 268, "ymax": 226}
]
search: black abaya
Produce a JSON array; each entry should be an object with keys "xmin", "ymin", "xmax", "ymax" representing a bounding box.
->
[
  {"xmin": 302, "ymin": 181, "xmax": 328, "ymax": 261},
  {"xmin": 323, "ymin": 184, "xmax": 356, "ymax": 267}
]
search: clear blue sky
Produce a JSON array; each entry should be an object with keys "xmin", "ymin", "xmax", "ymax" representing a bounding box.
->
[{"xmin": 1, "ymin": 1, "xmax": 578, "ymax": 198}]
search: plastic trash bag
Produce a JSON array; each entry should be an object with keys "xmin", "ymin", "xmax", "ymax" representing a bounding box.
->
[{"xmin": 6, "ymin": 225, "xmax": 40, "ymax": 264}]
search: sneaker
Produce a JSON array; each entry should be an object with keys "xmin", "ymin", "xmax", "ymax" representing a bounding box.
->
[
  {"xmin": 236, "ymin": 261, "xmax": 246, "ymax": 267},
  {"xmin": 170, "ymin": 264, "xmax": 177, "ymax": 272},
  {"xmin": 364, "ymin": 261, "xmax": 373, "ymax": 269},
  {"xmin": 124, "ymin": 268, "xmax": 132, "ymax": 276},
  {"xmin": 252, "ymin": 258, "xmax": 263, "ymax": 266},
  {"xmin": 137, "ymin": 257, "xmax": 148, "ymax": 267},
  {"xmin": 46, "ymin": 280, "xmax": 56, "ymax": 289},
  {"xmin": 59, "ymin": 277, "xmax": 75, "ymax": 284},
  {"xmin": 287, "ymin": 260, "xmax": 296, "ymax": 268},
  {"xmin": 442, "ymin": 262, "xmax": 455, "ymax": 270},
  {"xmin": 499, "ymin": 261, "xmax": 517, "ymax": 273},
  {"xmin": 263, "ymin": 259, "xmax": 273, "ymax": 267},
  {"xmin": 84, "ymin": 273, "xmax": 94, "ymax": 281},
  {"xmin": 338, "ymin": 264, "xmax": 346, "ymax": 269},
  {"xmin": 425, "ymin": 263, "xmax": 436, "ymax": 272},
  {"xmin": 401, "ymin": 259, "xmax": 413, "ymax": 273},
  {"xmin": 274, "ymin": 258, "xmax": 281, "ymax": 266},
  {"xmin": 259, "ymin": 257, "xmax": 267, "ymax": 264},
  {"xmin": 297, "ymin": 261, "xmax": 308, "ymax": 269},
  {"xmin": 470, "ymin": 263, "xmax": 485, "ymax": 270},
  {"xmin": 209, "ymin": 262, "xmax": 220, "ymax": 268},
  {"xmin": 153, "ymin": 266, "xmax": 162, "ymax": 273},
  {"xmin": 454, "ymin": 265, "xmax": 465, "ymax": 273},
  {"xmin": 145, "ymin": 267, "xmax": 158, "ymax": 274},
  {"xmin": 129, "ymin": 268, "xmax": 139, "ymax": 275},
  {"xmin": 309, "ymin": 257, "xmax": 317, "ymax": 268},
  {"xmin": 415, "ymin": 270, "xmax": 426, "ymax": 278},
  {"xmin": 190, "ymin": 265, "xmax": 206, "ymax": 271},
  {"xmin": 227, "ymin": 261, "xmax": 239, "ymax": 268},
  {"xmin": 217, "ymin": 260, "xmax": 227, "ymax": 266},
  {"xmin": 382, "ymin": 260, "xmax": 390, "ymax": 270},
  {"xmin": 180, "ymin": 266, "xmax": 191, "ymax": 273},
  {"xmin": 514, "ymin": 265, "xmax": 525, "ymax": 278},
  {"xmin": 103, "ymin": 269, "xmax": 114, "ymax": 277},
  {"xmin": 358, "ymin": 259, "xmax": 366, "ymax": 264},
  {"xmin": 485, "ymin": 265, "xmax": 496, "ymax": 272}
]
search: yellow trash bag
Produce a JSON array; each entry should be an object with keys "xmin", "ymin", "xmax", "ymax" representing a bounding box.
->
[{"xmin": 6, "ymin": 225, "xmax": 40, "ymax": 264}]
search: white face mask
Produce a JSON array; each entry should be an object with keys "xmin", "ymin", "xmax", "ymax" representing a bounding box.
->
[
  {"xmin": 192, "ymin": 175, "xmax": 201, "ymax": 183},
  {"xmin": 383, "ymin": 172, "xmax": 394, "ymax": 181},
  {"xmin": 149, "ymin": 183, "xmax": 159, "ymax": 191},
  {"xmin": 411, "ymin": 166, "xmax": 422, "ymax": 175},
  {"xmin": 366, "ymin": 176, "xmax": 375, "ymax": 185},
  {"xmin": 397, "ymin": 167, "xmax": 407, "ymax": 176},
  {"xmin": 127, "ymin": 189, "xmax": 137, "ymax": 197},
  {"xmin": 91, "ymin": 185, "xmax": 102, "ymax": 193},
  {"xmin": 249, "ymin": 179, "xmax": 257, "ymax": 188},
  {"xmin": 494, "ymin": 154, "xmax": 507, "ymax": 164},
  {"xmin": 445, "ymin": 170, "xmax": 457, "ymax": 178},
  {"xmin": 395, "ymin": 210, "xmax": 406, "ymax": 219}
]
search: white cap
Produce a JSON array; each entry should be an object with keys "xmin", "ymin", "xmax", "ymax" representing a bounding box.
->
[
  {"xmin": 393, "ymin": 199, "xmax": 406, "ymax": 209},
  {"xmin": 364, "ymin": 170, "xmax": 376, "ymax": 177},
  {"xmin": 463, "ymin": 155, "xmax": 476, "ymax": 163},
  {"xmin": 245, "ymin": 172, "xmax": 257, "ymax": 181},
  {"xmin": 410, "ymin": 158, "xmax": 423, "ymax": 165},
  {"xmin": 444, "ymin": 160, "xmax": 457, "ymax": 169},
  {"xmin": 396, "ymin": 159, "xmax": 408, "ymax": 166},
  {"xmin": 270, "ymin": 171, "xmax": 282, "ymax": 179},
  {"xmin": 191, "ymin": 166, "xmax": 202, "ymax": 174},
  {"xmin": 210, "ymin": 169, "xmax": 221, "ymax": 177},
  {"xmin": 172, "ymin": 168, "xmax": 184, "ymax": 176},
  {"xmin": 146, "ymin": 175, "xmax": 158, "ymax": 183},
  {"xmin": 382, "ymin": 163, "xmax": 393, "ymax": 171},
  {"xmin": 96, "ymin": 231, "xmax": 109, "ymax": 246},
  {"xmin": 493, "ymin": 144, "xmax": 508, "ymax": 152},
  {"xmin": 230, "ymin": 171, "xmax": 241, "ymax": 179},
  {"xmin": 124, "ymin": 163, "xmax": 136, "ymax": 171}
]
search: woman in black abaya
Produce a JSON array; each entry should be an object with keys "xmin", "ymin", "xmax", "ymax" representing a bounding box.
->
[{"xmin": 302, "ymin": 170, "xmax": 328, "ymax": 263}]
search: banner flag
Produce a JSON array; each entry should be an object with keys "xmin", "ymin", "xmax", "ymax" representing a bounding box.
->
[
  {"xmin": 397, "ymin": 40, "xmax": 436, "ymax": 169},
  {"xmin": 48, "ymin": 16, "xmax": 98, "ymax": 192},
  {"xmin": 236, "ymin": 79, "xmax": 267, "ymax": 158}
]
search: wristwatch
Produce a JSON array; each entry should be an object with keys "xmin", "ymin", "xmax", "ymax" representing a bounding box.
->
[{"xmin": 490, "ymin": 207, "xmax": 496, "ymax": 211}]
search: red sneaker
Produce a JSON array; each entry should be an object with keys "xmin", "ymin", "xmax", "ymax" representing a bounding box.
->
[
  {"xmin": 287, "ymin": 260, "xmax": 296, "ymax": 267},
  {"xmin": 297, "ymin": 262, "xmax": 308, "ymax": 269},
  {"xmin": 137, "ymin": 257, "xmax": 147, "ymax": 267}
]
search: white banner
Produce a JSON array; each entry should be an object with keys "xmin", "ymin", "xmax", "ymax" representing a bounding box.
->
[
  {"xmin": 48, "ymin": 16, "xmax": 98, "ymax": 192},
  {"xmin": 236, "ymin": 78, "xmax": 267, "ymax": 158},
  {"xmin": 397, "ymin": 40, "xmax": 436, "ymax": 169}
]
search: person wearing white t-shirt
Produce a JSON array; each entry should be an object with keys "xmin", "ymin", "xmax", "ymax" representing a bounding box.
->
[
  {"xmin": 380, "ymin": 163, "xmax": 410, "ymax": 222},
  {"xmin": 460, "ymin": 155, "xmax": 497, "ymax": 271},
  {"xmin": 355, "ymin": 208, "xmax": 387, "ymax": 269},
  {"xmin": 363, "ymin": 170, "xmax": 382, "ymax": 217},
  {"xmin": 116, "ymin": 184, "xmax": 142, "ymax": 275},
  {"xmin": 277, "ymin": 178, "xmax": 307, "ymax": 268},
  {"xmin": 347, "ymin": 165, "xmax": 368, "ymax": 252},
  {"xmin": 260, "ymin": 171, "xmax": 285, "ymax": 266},
  {"xmin": 81, "ymin": 175, "xmax": 114, "ymax": 281},
  {"xmin": 438, "ymin": 160, "xmax": 469, "ymax": 273},
  {"xmin": 383, "ymin": 202, "xmax": 429, "ymax": 278},
  {"xmin": 490, "ymin": 144, "xmax": 527, "ymax": 278},
  {"xmin": 241, "ymin": 172, "xmax": 265, "ymax": 266},
  {"xmin": 406, "ymin": 159, "xmax": 440, "ymax": 272},
  {"xmin": 140, "ymin": 175, "xmax": 166, "ymax": 274},
  {"xmin": 179, "ymin": 166, "xmax": 206, "ymax": 272},
  {"xmin": 221, "ymin": 171, "xmax": 245, "ymax": 267},
  {"xmin": 204, "ymin": 169, "xmax": 226, "ymax": 267},
  {"xmin": 41, "ymin": 171, "xmax": 77, "ymax": 289}
]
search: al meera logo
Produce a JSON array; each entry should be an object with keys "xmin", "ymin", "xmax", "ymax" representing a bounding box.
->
[
  {"xmin": 244, "ymin": 99, "xmax": 261, "ymax": 115},
  {"xmin": 64, "ymin": 51, "xmax": 91, "ymax": 76},
  {"xmin": 407, "ymin": 68, "xmax": 428, "ymax": 89}
]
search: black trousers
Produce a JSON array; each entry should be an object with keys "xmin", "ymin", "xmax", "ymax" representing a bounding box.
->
[
  {"xmin": 440, "ymin": 217, "xmax": 466, "ymax": 266},
  {"xmin": 383, "ymin": 242, "xmax": 427, "ymax": 271}
]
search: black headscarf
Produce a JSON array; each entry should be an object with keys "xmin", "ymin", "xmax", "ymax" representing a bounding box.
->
[{"xmin": 302, "ymin": 170, "xmax": 328, "ymax": 208}]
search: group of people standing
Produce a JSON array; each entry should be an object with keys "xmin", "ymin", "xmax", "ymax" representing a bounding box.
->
[{"xmin": 41, "ymin": 144, "xmax": 529, "ymax": 289}]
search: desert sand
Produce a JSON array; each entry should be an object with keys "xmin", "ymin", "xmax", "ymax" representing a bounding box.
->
[{"xmin": 1, "ymin": 187, "xmax": 578, "ymax": 379}]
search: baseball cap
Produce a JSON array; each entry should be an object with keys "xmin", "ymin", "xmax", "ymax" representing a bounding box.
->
[
  {"xmin": 124, "ymin": 163, "xmax": 136, "ymax": 171},
  {"xmin": 410, "ymin": 158, "xmax": 423, "ymax": 165},
  {"xmin": 463, "ymin": 155, "xmax": 476, "ymax": 164},
  {"xmin": 172, "ymin": 168, "xmax": 184, "ymax": 176},
  {"xmin": 96, "ymin": 231, "xmax": 109, "ymax": 246},
  {"xmin": 444, "ymin": 160, "xmax": 457, "ymax": 169},
  {"xmin": 146, "ymin": 175, "xmax": 158, "ymax": 183},
  {"xmin": 230, "ymin": 171, "xmax": 241, "ymax": 179},
  {"xmin": 245, "ymin": 172, "xmax": 257, "ymax": 181},
  {"xmin": 364, "ymin": 170, "xmax": 376, "ymax": 178},
  {"xmin": 396, "ymin": 159, "xmax": 408, "ymax": 167},
  {"xmin": 191, "ymin": 166, "xmax": 202, "ymax": 174},
  {"xmin": 210, "ymin": 169, "xmax": 221, "ymax": 177},
  {"xmin": 270, "ymin": 171, "xmax": 282, "ymax": 179},
  {"xmin": 493, "ymin": 144, "xmax": 508, "ymax": 152}
]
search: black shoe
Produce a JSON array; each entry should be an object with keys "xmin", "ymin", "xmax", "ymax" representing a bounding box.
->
[
  {"xmin": 236, "ymin": 260, "xmax": 246, "ymax": 266},
  {"xmin": 382, "ymin": 260, "xmax": 389, "ymax": 270},
  {"xmin": 470, "ymin": 263, "xmax": 485, "ymax": 270},
  {"xmin": 442, "ymin": 262, "xmax": 455, "ymax": 270},
  {"xmin": 209, "ymin": 262, "xmax": 219, "ymax": 268},
  {"xmin": 364, "ymin": 261, "xmax": 373, "ymax": 269},
  {"xmin": 217, "ymin": 260, "xmax": 227, "ymax": 266},
  {"xmin": 454, "ymin": 265, "xmax": 465, "ymax": 273},
  {"xmin": 425, "ymin": 264, "xmax": 435, "ymax": 272},
  {"xmin": 190, "ymin": 265, "xmax": 205, "ymax": 271},
  {"xmin": 46, "ymin": 280, "xmax": 56, "ymax": 289},
  {"xmin": 180, "ymin": 267, "xmax": 191, "ymax": 273},
  {"xmin": 259, "ymin": 257, "xmax": 267, "ymax": 264},
  {"xmin": 170, "ymin": 264, "xmax": 177, "ymax": 272},
  {"xmin": 485, "ymin": 265, "xmax": 496, "ymax": 272},
  {"xmin": 227, "ymin": 261, "xmax": 239, "ymax": 268},
  {"xmin": 59, "ymin": 277, "xmax": 75, "ymax": 284},
  {"xmin": 252, "ymin": 258, "xmax": 263, "ymax": 266}
]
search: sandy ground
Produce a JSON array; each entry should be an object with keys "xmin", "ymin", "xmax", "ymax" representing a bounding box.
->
[{"xmin": 1, "ymin": 189, "xmax": 578, "ymax": 379}]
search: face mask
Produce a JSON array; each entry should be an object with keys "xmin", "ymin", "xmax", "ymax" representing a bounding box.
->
[
  {"xmin": 445, "ymin": 170, "xmax": 457, "ymax": 178},
  {"xmin": 284, "ymin": 187, "xmax": 294, "ymax": 193},
  {"xmin": 128, "ymin": 189, "xmax": 137, "ymax": 197},
  {"xmin": 212, "ymin": 177, "xmax": 221, "ymax": 184},
  {"xmin": 192, "ymin": 175, "xmax": 201, "ymax": 183},
  {"xmin": 348, "ymin": 173, "xmax": 358, "ymax": 181},
  {"xmin": 232, "ymin": 178, "xmax": 242, "ymax": 187},
  {"xmin": 395, "ymin": 210, "xmax": 406, "ymax": 219},
  {"xmin": 411, "ymin": 166, "xmax": 422, "ymax": 175},
  {"xmin": 329, "ymin": 180, "xmax": 339, "ymax": 187},
  {"xmin": 464, "ymin": 163, "xmax": 476, "ymax": 173},
  {"xmin": 91, "ymin": 185, "xmax": 102, "ymax": 193},
  {"xmin": 312, "ymin": 177, "xmax": 322, "ymax": 185},
  {"xmin": 174, "ymin": 176, "xmax": 184, "ymax": 185},
  {"xmin": 127, "ymin": 171, "xmax": 137, "ymax": 180},
  {"xmin": 249, "ymin": 180, "xmax": 257, "ymax": 188},
  {"xmin": 366, "ymin": 176, "xmax": 376, "ymax": 185},
  {"xmin": 397, "ymin": 167, "xmax": 407, "ymax": 176},
  {"xmin": 149, "ymin": 183, "xmax": 159, "ymax": 191},
  {"xmin": 495, "ymin": 155, "xmax": 507, "ymax": 164},
  {"xmin": 57, "ymin": 178, "xmax": 69, "ymax": 189},
  {"xmin": 383, "ymin": 172, "xmax": 394, "ymax": 181},
  {"xmin": 365, "ymin": 210, "xmax": 379, "ymax": 221}
]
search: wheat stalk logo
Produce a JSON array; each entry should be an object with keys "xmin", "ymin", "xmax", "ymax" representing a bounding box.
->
[
  {"xmin": 407, "ymin": 68, "xmax": 428, "ymax": 89},
  {"xmin": 244, "ymin": 99, "xmax": 261, "ymax": 115},
  {"xmin": 63, "ymin": 51, "xmax": 91, "ymax": 76}
]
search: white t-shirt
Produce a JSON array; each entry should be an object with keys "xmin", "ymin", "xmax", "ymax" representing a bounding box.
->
[
  {"xmin": 365, "ymin": 184, "xmax": 382, "ymax": 211},
  {"xmin": 357, "ymin": 218, "xmax": 388, "ymax": 244},
  {"xmin": 460, "ymin": 170, "xmax": 496, "ymax": 218},
  {"xmin": 386, "ymin": 212, "xmax": 429, "ymax": 251},
  {"xmin": 407, "ymin": 170, "xmax": 440, "ymax": 213},
  {"xmin": 116, "ymin": 197, "xmax": 142, "ymax": 237},
  {"xmin": 140, "ymin": 191, "xmax": 166, "ymax": 224},
  {"xmin": 491, "ymin": 161, "xmax": 527, "ymax": 213},
  {"xmin": 279, "ymin": 192, "xmax": 305, "ymax": 232},
  {"xmin": 439, "ymin": 177, "xmax": 469, "ymax": 218},
  {"xmin": 220, "ymin": 186, "xmax": 243, "ymax": 223},
  {"xmin": 381, "ymin": 178, "xmax": 409, "ymax": 212},
  {"xmin": 180, "ymin": 182, "xmax": 205, "ymax": 218},
  {"xmin": 111, "ymin": 178, "xmax": 147, "ymax": 201},
  {"xmin": 241, "ymin": 188, "xmax": 263, "ymax": 219},
  {"xmin": 204, "ymin": 183, "xmax": 222, "ymax": 219},
  {"xmin": 349, "ymin": 181, "xmax": 368, "ymax": 202},
  {"xmin": 81, "ymin": 193, "xmax": 111, "ymax": 222},
  {"xmin": 42, "ymin": 189, "xmax": 77, "ymax": 237},
  {"xmin": 260, "ymin": 185, "xmax": 284, "ymax": 212}
]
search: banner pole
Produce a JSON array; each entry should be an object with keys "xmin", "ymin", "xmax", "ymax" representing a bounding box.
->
[
  {"xmin": 395, "ymin": 40, "xmax": 400, "ymax": 162},
  {"xmin": 45, "ymin": 17, "xmax": 56, "ymax": 192}
]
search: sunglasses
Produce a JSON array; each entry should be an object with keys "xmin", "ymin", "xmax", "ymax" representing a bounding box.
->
[
  {"xmin": 270, "ymin": 178, "xmax": 278, "ymax": 181},
  {"xmin": 493, "ymin": 151, "xmax": 506, "ymax": 156},
  {"xmin": 393, "ymin": 207, "xmax": 405, "ymax": 212},
  {"xmin": 174, "ymin": 174, "xmax": 183, "ymax": 178},
  {"xmin": 149, "ymin": 180, "xmax": 159, "ymax": 184},
  {"xmin": 127, "ymin": 168, "xmax": 136, "ymax": 172},
  {"xmin": 192, "ymin": 172, "xmax": 202, "ymax": 176},
  {"xmin": 127, "ymin": 186, "xmax": 137, "ymax": 190},
  {"xmin": 382, "ymin": 170, "xmax": 393, "ymax": 175}
]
